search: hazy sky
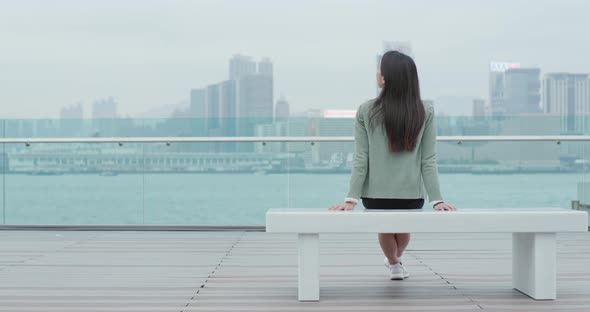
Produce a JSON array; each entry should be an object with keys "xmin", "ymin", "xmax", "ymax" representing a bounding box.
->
[{"xmin": 1, "ymin": 0, "xmax": 589, "ymax": 118}]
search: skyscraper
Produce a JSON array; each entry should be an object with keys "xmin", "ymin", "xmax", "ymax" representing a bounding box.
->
[
  {"xmin": 189, "ymin": 88, "xmax": 207, "ymax": 137},
  {"xmin": 275, "ymin": 96, "xmax": 290, "ymax": 121},
  {"xmin": 91, "ymin": 97, "xmax": 117, "ymax": 119},
  {"xmin": 229, "ymin": 55, "xmax": 274, "ymax": 138},
  {"xmin": 190, "ymin": 88, "xmax": 206, "ymax": 118},
  {"xmin": 190, "ymin": 54, "xmax": 274, "ymax": 152},
  {"xmin": 90, "ymin": 97, "xmax": 118, "ymax": 137},
  {"xmin": 59, "ymin": 103, "xmax": 84, "ymax": 137},
  {"xmin": 206, "ymin": 83, "xmax": 221, "ymax": 130},
  {"xmin": 504, "ymin": 68, "xmax": 541, "ymax": 114},
  {"xmin": 60, "ymin": 103, "xmax": 83, "ymax": 119},
  {"xmin": 258, "ymin": 58, "xmax": 273, "ymax": 77},
  {"xmin": 220, "ymin": 79, "xmax": 237, "ymax": 140},
  {"xmin": 229, "ymin": 54, "xmax": 257, "ymax": 80},
  {"xmin": 237, "ymin": 74, "xmax": 273, "ymax": 128},
  {"xmin": 543, "ymin": 73, "xmax": 590, "ymax": 133},
  {"xmin": 488, "ymin": 62, "xmax": 521, "ymax": 116},
  {"xmin": 472, "ymin": 99, "xmax": 486, "ymax": 117}
]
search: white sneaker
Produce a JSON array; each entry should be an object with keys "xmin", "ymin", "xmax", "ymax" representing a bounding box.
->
[
  {"xmin": 400, "ymin": 262, "xmax": 410, "ymax": 279},
  {"xmin": 384, "ymin": 258, "xmax": 406, "ymax": 280}
]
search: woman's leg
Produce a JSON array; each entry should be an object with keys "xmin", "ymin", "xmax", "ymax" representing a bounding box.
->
[
  {"xmin": 394, "ymin": 233, "xmax": 410, "ymax": 258},
  {"xmin": 378, "ymin": 233, "xmax": 399, "ymax": 265}
]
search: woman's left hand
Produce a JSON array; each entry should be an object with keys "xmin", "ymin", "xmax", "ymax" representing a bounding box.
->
[
  {"xmin": 433, "ymin": 202, "xmax": 456, "ymax": 211},
  {"xmin": 329, "ymin": 202, "xmax": 356, "ymax": 211}
]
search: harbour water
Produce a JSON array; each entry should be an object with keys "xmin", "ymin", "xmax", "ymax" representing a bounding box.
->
[{"xmin": 1, "ymin": 172, "xmax": 586, "ymax": 225}]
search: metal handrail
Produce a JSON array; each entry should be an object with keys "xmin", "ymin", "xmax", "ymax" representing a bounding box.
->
[{"xmin": 0, "ymin": 135, "xmax": 589, "ymax": 144}]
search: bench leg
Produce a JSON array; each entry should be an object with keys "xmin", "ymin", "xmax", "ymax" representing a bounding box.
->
[
  {"xmin": 298, "ymin": 233, "xmax": 319, "ymax": 301},
  {"xmin": 512, "ymin": 232, "xmax": 556, "ymax": 300}
]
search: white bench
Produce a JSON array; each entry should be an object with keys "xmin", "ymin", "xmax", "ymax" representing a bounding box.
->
[{"xmin": 265, "ymin": 208, "xmax": 588, "ymax": 302}]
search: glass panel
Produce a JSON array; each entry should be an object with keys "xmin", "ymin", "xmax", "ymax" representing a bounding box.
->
[
  {"xmin": 1, "ymin": 119, "xmax": 5, "ymax": 225},
  {"xmin": 439, "ymin": 140, "xmax": 575, "ymax": 209},
  {"xmin": 437, "ymin": 115, "xmax": 564, "ymax": 136},
  {"xmin": 572, "ymin": 140, "xmax": 590, "ymax": 224},
  {"xmin": 1, "ymin": 115, "xmax": 588, "ymax": 225},
  {"xmin": 4, "ymin": 141, "xmax": 143, "ymax": 225},
  {"xmin": 142, "ymin": 142, "xmax": 289, "ymax": 225},
  {"xmin": 286, "ymin": 141, "xmax": 355, "ymax": 209}
]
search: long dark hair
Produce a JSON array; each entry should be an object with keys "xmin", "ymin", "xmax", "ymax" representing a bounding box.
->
[{"xmin": 369, "ymin": 50, "xmax": 425, "ymax": 152}]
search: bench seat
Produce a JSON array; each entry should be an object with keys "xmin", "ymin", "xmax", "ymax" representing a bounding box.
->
[{"xmin": 265, "ymin": 207, "xmax": 588, "ymax": 301}]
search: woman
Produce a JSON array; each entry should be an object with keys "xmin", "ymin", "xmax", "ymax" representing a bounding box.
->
[{"xmin": 329, "ymin": 50, "xmax": 456, "ymax": 280}]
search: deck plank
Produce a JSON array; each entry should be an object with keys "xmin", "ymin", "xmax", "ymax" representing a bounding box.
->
[{"xmin": 0, "ymin": 231, "xmax": 588, "ymax": 311}]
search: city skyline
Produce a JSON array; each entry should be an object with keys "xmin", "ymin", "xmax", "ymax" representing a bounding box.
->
[
  {"xmin": 56, "ymin": 60, "xmax": 589, "ymax": 120},
  {"xmin": 1, "ymin": 1, "xmax": 590, "ymax": 118}
]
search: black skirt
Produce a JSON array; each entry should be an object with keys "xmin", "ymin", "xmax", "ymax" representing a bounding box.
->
[{"xmin": 361, "ymin": 197, "xmax": 424, "ymax": 209}]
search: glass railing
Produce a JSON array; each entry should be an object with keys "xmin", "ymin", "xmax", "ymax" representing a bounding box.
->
[{"xmin": 1, "ymin": 116, "xmax": 590, "ymax": 226}]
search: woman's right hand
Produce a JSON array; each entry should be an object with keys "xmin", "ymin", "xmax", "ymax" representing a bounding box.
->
[
  {"xmin": 433, "ymin": 202, "xmax": 456, "ymax": 211},
  {"xmin": 329, "ymin": 202, "xmax": 356, "ymax": 211}
]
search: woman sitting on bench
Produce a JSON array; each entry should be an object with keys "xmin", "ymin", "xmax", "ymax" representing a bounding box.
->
[{"xmin": 329, "ymin": 50, "xmax": 456, "ymax": 280}]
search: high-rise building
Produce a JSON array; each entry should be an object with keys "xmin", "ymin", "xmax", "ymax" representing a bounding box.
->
[
  {"xmin": 206, "ymin": 84, "xmax": 221, "ymax": 130},
  {"xmin": 237, "ymin": 74, "xmax": 273, "ymax": 135},
  {"xmin": 229, "ymin": 54, "xmax": 257, "ymax": 80},
  {"xmin": 504, "ymin": 68, "xmax": 541, "ymax": 114},
  {"xmin": 59, "ymin": 103, "xmax": 84, "ymax": 137},
  {"xmin": 472, "ymin": 99, "xmax": 486, "ymax": 117},
  {"xmin": 190, "ymin": 54, "xmax": 274, "ymax": 152},
  {"xmin": 237, "ymin": 75, "xmax": 273, "ymax": 119},
  {"xmin": 219, "ymin": 79, "xmax": 238, "ymax": 138},
  {"xmin": 90, "ymin": 97, "xmax": 118, "ymax": 137},
  {"xmin": 488, "ymin": 62, "xmax": 521, "ymax": 116},
  {"xmin": 91, "ymin": 97, "xmax": 117, "ymax": 119},
  {"xmin": 229, "ymin": 55, "xmax": 274, "ymax": 137},
  {"xmin": 275, "ymin": 96, "xmax": 290, "ymax": 121},
  {"xmin": 190, "ymin": 89, "xmax": 206, "ymax": 117},
  {"xmin": 189, "ymin": 88, "xmax": 207, "ymax": 138},
  {"xmin": 543, "ymin": 73, "xmax": 590, "ymax": 133},
  {"xmin": 258, "ymin": 58, "xmax": 273, "ymax": 77},
  {"xmin": 60, "ymin": 103, "xmax": 84, "ymax": 119}
]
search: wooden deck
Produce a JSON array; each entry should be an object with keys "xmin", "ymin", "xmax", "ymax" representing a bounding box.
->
[{"xmin": 0, "ymin": 230, "xmax": 589, "ymax": 311}]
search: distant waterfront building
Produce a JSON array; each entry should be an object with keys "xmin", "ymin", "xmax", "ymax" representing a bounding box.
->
[
  {"xmin": 59, "ymin": 103, "xmax": 84, "ymax": 137},
  {"xmin": 189, "ymin": 88, "xmax": 208, "ymax": 140},
  {"xmin": 220, "ymin": 80, "xmax": 237, "ymax": 132},
  {"xmin": 229, "ymin": 55, "xmax": 275, "ymax": 140},
  {"xmin": 488, "ymin": 61, "xmax": 521, "ymax": 116},
  {"xmin": 543, "ymin": 73, "xmax": 590, "ymax": 133},
  {"xmin": 206, "ymin": 83, "xmax": 221, "ymax": 130},
  {"xmin": 504, "ymin": 68, "xmax": 541, "ymax": 115},
  {"xmin": 275, "ymin": 96, "xmax": 290, "ymax": 121},
  {"xmin": 472, "ymin": 99, "xmax": 486, "ymax": 117},
  {"xmin": 190, "ymin": 54, "xmax": 275, "ymax": 152},
  {"xmin": 91, "ymin": 97, "xmax": 117, "ymax": 119},
  {"xmin": 91, "ymin": 97, "xmax": 118, "ymax": 137},
  {"xmin": 258, "ymin": 58, "xmax": 273, "ymax": 77},
  {"xmin": 190, "ymin": 88, "xmax": 206, "ymax": 119},
  {"xmin": 229, "ymin": 54, "xmax": 257, "ymax": 80},
  {"xmin": 236, "ymin": 73, "xmax": 274, "ymax": 139},
  {"xmin": 60, "ymin": 103, "xmax": 83, "ymax": 119}
]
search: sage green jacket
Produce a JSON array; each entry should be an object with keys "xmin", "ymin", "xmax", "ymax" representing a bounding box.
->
[{"xmin": 345, "ymin": 99, "xmax": 443, "ymax": 203}]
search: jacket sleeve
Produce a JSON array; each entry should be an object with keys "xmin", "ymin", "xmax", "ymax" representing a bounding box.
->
[
  {"xmin": 420, "ymin": 104, "xmax": 443, "ymax": 202},
  {"xmin": 345, "ymin": 108, "xmax": 369, "ymax": 202}
]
